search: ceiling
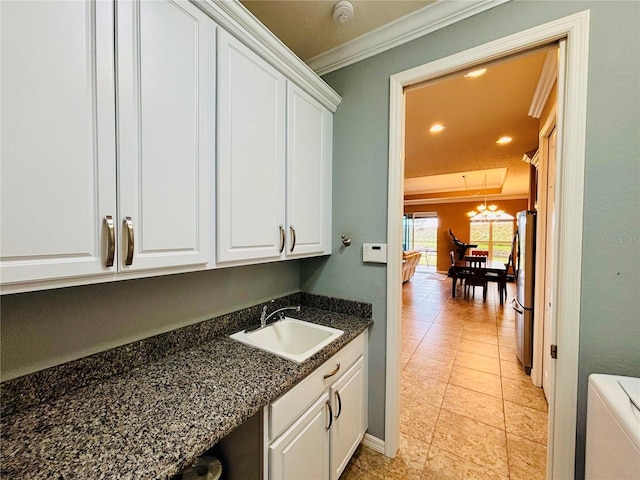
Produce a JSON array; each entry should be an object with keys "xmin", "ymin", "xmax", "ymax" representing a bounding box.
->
[
  {"xmin": 404, "ymin": 48, "xmax": 552, "ymax": 204},
  {"xmin": 240, "ymin": 1, "xmax": 554, "ymax": 205},
  {"xmin": 240, "ymin": 0, "xmax": 435, "ymax": 62}
]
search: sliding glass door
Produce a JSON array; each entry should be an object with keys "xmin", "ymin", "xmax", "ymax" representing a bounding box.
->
[{"xmin": 403, "ymin": 213, "xmax": 438, "ymax": 269}]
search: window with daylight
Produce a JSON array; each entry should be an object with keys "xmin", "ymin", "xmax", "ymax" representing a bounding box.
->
[
  {"xmin": 469, "ymin": 220, "xmax": 514, "ymax": 264},
  {"xmin": 403, "ymin": 213, "xmax": 438, "ymax": 267}
]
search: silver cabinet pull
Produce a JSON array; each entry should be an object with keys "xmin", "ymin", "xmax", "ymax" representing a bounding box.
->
[
  {"xmin": 104, "ymin": 216, "xmax": 115, "ymax": 267},
  {"xmin": 290, "ymin": 225, "xmax": 296, "ymax": 252},
  {"xmin": 124, "ymin": 217, "xmax": 134, "ymax": 266},
  {"xmin": 279, "ymin": 225, "xmax": 285, "ymax": 253},
  {"xmin": 335, "ymin": 390, "xmax": 342, "ymax": 419},
  {"xmin": 323, "ymin": 362, "xmax": 340, "ymax": 380},
  {"xmin": 325, "ymin": 400, "xmax": 333, "ymax": 431}
]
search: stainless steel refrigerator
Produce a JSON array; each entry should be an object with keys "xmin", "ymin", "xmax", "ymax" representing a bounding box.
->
[{"xmin": 513, "ymin": 210, "xmax": 536, "ymax": 375}]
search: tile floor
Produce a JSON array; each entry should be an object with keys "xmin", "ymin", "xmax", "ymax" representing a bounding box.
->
[{"xmin": 340, "ymin": 271, "xmax": 548, "ymax": 480}]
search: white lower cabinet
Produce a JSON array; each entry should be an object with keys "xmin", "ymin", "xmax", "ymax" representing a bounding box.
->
[
  {"xmin": 269, "ymin": 392, "xmax": 330, "ymax": 480},
  {"xmin": 267, "ymin": 332, "xmax": 368, "ymax": 480},
  {"xmin": 329, "ymin": 357, "xmax": 365, "ymax": 480}
]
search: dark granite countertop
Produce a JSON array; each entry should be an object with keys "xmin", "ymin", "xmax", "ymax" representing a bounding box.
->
[{"xmin": 0, "ymin": 293, "xmax": 372, "ymax": 479}]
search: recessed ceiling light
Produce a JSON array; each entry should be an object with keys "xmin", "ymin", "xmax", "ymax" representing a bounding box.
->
[
  {"xmin": 464, "ymin": 68, "xmax": 487, "ymax": 78},
  {"xmin": 429, "ymin": 124, "xmax": 445, "ymax": 133},
  {"xmin": 496, "ymin": 136, "xmax": 513, "ymax": 145}
]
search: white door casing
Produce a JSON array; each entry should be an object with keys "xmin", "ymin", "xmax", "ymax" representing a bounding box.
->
[
  {"xmin": 542, "ymin": 125, "xmax": 558, "ymax": 398},
  {"xmin": 386, "ymin": 12, "xmax": 589, "ymax": 480}
]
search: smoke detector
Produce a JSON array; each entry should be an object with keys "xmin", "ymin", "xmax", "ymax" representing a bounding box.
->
[{"xmin": 332, "ymin": 1, "xmax": 354, "ymax": 24}]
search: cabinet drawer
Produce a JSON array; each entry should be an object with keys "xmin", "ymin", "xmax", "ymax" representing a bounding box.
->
[{"xmin": 269, "ymin": 331, "xmax": 365, "ymax": 441}]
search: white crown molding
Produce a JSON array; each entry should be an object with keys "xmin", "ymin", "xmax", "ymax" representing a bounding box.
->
[
  {"xmin": 522, "ymin": 148, "xmax": 540, "ymax": 167},
  {"xmin": 307, "ymin": 0, "xmax": 511, "ymax": 76},
  {"xmin": 529, "ymin": 49, "xmax": 558, "ymax": 118},
  {"xmin": 195, "ymin": 0, "xmax": 342, "ymax": 112}
]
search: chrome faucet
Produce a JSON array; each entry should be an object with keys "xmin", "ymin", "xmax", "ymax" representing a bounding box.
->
[{"xmin": 261, "ymin": 305, "xmax": 301, "ymax": 328}]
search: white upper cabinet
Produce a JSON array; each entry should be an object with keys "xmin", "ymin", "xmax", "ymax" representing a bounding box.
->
[
  {"xmin": 1, "ymin": 0, "xmax": 340, "ymax": 292},
  {"xmin": 216, "ymin": 34, "xmax": 332, "ymax": 265},
  {"xmin": 0, "ymin": 1, "xmax": 117, "ymax": 285},
  {"xmin": 217, "ymin": 28, "xmax": 286, "ymax": 263},
  {"xmin": 286, "ymin": 84, "xmax": 332, "ymax": 258},
  {"xmin": 1, "ymin": 0, "xmax": 215, "ymax": 293},
  {"xmin": 116, "ymin": 0, "xmax": 213, "ymax": 272}
]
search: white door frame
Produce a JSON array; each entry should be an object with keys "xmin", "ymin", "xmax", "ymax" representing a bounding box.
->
[
  {"xmin": 532, "ymin": 101, "xmax": 559, "ymax": 394},
  {"xmin": 385, "ymin": 11, "xmax": 589, "ymax": 480}
]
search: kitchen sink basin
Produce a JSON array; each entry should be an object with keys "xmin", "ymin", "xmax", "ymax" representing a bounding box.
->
[{"xmin": 230, "ymin": 318, "xmax": 343, "ymax": 363}]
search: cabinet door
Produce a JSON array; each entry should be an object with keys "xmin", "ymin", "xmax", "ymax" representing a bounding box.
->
[
  {"xmin": 330, "ymin": 356, "xmax": 366, "ymax": 480},
  {"xmin": 286, "ymin": 83, "xmax": 332, "ymax": 257},
  {"xmin": 217, "ymin": 28, "xmax": 286, "ymax": 263},
  {"xmin": 116, "ymin": 0, "xmax": 213, "ymax": 272},
  {"xmin": 0, "ymin": 0, "xmax": 117, "ymax": 287},
  {"xmin": 270, "ymin": 392, "xmax": 330, "ymax": 480}
]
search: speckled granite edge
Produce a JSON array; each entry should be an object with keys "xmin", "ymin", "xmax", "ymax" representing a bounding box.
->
[{"xmin": 0, "ymin": 292, "xmax": 371, "ymax": 417}]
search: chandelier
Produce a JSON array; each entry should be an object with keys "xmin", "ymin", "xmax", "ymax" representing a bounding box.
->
[{"xmin": 464, "ymin": 174, "xmax": 513, "ymax": 222}]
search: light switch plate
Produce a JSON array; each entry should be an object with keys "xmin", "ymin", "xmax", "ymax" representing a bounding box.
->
[{"xmin": 363, "ymin": 243, "xmax": 387, "ymax": 263}]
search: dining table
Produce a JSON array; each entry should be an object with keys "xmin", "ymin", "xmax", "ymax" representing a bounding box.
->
[{"xmin": 450, "ymin": 258, "xmax": 507, "ymax": 305}]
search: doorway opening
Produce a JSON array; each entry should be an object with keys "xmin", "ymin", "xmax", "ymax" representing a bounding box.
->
[
  {"xmin": 385, "ymin": 11, "xmax": 589, "ymax": 480},
  {"xmin": 403, "ymin": 213, "xmax": 438, "ymax": 273},
  {"xmin": 399, "ymin": 44, "xmax": 554, "ymax": 478}
]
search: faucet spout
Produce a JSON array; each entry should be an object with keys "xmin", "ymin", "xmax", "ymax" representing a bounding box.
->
[{"xmin": 262, "ymin": 305, "xmax": 301, "ymax": 327}]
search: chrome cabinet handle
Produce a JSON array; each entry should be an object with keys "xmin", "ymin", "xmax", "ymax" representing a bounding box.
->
[
  {"xmin": 279, "ymin": 225, "xmax": 285, "ymax": 253},
  {"xmin": 326, "ymin": 400, "xmax": 333, "ymax": 431},
  {"xmin": 104, "ymin": 216, "xmax": 115, "ymax": 267},
  {"xmin": 335, "ymin": 390, "xmax": 342, "ymax": 419},
  {"xmin": 290, "ymin": 226, "xmax": 296, "ymax": 252},
  {"xmin": 124, "ymin": 217, "xmax": 134, "ymax": 266},
  {"xmin": 323, "ymin": 362, "xmax": 340, "ymax": 380}
]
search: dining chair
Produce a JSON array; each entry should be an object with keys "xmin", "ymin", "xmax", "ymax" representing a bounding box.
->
[
  {"xmin": 471, "ymin": 250, "xmax": 489, "ymax": 257},
  {"xmin": 464, "ymin": 255, "xmax": 488, "ymax": 301},
  {"xmin": 449, "ymin": 250, "xmax": 466, "ymax": 288}
]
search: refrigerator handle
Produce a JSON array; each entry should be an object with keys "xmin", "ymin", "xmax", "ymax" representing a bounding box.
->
[{"xmin": 512, "ymin": 298, "xmax": 524, "ymax": 314}]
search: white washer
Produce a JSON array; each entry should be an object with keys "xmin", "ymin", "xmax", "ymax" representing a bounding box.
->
[{"xmin": 585, "ymin": 374, "xmax": 640, "ymax": 480}]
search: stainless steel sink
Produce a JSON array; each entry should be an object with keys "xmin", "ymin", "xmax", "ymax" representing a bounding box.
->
[{"xmin": 230, "ymin": 317, "xmax": 343, "ymax": 363}]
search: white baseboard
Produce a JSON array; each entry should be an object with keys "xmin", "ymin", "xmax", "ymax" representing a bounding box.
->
[{"xmin": 361, "ymin": 433, "xmax": 385, "ymax": 454}]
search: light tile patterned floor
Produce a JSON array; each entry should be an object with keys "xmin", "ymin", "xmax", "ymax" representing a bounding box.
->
[{"xmin": 340, "ymin": 272, "xmax": 548, "ymax": 480}]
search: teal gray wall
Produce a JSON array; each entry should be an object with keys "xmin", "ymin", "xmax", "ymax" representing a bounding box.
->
[
  {"xmin": 301, "ymin": 1, "xmax": 640, "ymax": 477},
  {"xmin": 1, "ymin": 262, "xmax": 300, "ymax": 381}
]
